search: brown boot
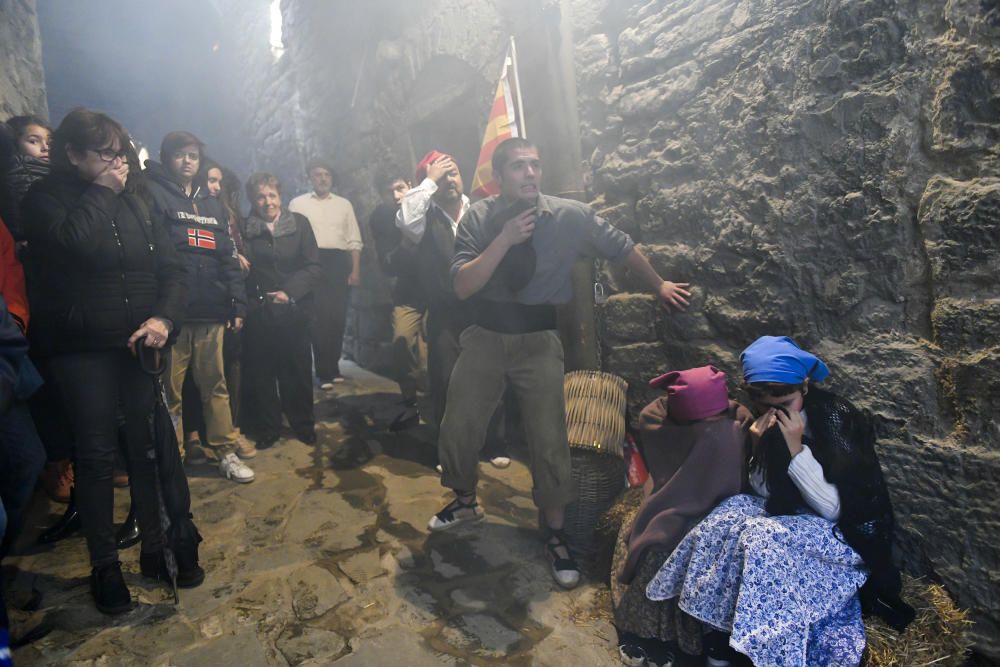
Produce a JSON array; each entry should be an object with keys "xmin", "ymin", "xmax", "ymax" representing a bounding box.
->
[{"xmin": 42, "ymin": 460, "xmax": 73, "ymax": 504}]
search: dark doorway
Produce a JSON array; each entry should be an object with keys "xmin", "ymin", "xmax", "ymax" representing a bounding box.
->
[{"xmin": 406, "ymin": 55, "xmax": 490, "ymax": 185}]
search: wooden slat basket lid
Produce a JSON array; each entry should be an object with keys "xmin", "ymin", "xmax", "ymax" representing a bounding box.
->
[{"xmin": 564, "ymin": 370, "xmax": 628, "ymax": 459}]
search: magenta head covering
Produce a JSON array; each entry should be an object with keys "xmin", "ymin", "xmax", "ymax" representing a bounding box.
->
[{"xmin": 648, "ymin": 365, "xmax": 730, "ymax": 421}]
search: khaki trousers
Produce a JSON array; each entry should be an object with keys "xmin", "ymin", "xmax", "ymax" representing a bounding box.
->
[
  {"xmin": 438, "ymin": 325, "xmax": 575, "ymax": 509},
  {"xmin": 391, "ymin": 304, "xmax": 425, "ymax": 404},
  {"xmin": 167, "ymin": 323, "xmax": 238, "ymax": 459}
]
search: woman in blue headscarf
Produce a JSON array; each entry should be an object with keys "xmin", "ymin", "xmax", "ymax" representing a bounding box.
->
[{"xmin": 646, "ymin": 336, "xmax": 913, "ymax": 667}]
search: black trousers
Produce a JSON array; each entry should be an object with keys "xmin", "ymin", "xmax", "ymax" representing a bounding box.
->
[
  {"xmin": 426, "ymin": 306, "xmax": 507, "ymax": 458},
  {"xmin": 242, "ymin": 305, "xmax": 314, "ymax": 439},
  {"xmin": 48, "ymin": 350, "xmax": 166, "ymax": 567},
  {"xmin": 311, "ymin": 248, "xmax": 352, "ymax": 380}
]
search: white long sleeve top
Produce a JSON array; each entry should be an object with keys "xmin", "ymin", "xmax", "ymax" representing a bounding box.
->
[
  {"xmin": 749, "ymin": 413, "xmax": 842, "ymax": 521},
  {"xmin": 394, "ymin": 178, "xmax": 470, "ymax": 244},
  {"xmin": 288, "ymin": 192, "xmax": 363, "ymax": 251}
]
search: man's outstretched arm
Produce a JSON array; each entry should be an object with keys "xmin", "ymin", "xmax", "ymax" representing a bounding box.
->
[{"xmin": 622, "ymin": 247, "xmax": 691, "ymax": 311}]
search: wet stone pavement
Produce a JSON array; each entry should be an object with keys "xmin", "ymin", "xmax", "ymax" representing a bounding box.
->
[{"xmin": 7, "ymin": 362, "xmax": 618, "ymax": 666}]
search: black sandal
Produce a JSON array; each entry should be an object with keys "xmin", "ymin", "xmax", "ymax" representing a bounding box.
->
[
  {"xmin": 544, "ymin": 529, "xmax": 581, "ymax": 589},
  {"xmin": 427, "ymin": 494, "xmax": 485, "ymax": 532}
]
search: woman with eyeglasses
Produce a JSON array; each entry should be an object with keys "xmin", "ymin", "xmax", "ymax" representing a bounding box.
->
[
  {"xmin": 645, "ymin": 336, "xmax": 914, "ymax": 667},
  {"xmin": 20, "ymin": 108, "xmax": 195, "ymax": 614}
]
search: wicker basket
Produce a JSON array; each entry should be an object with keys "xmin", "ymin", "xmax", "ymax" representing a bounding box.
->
[
  {"xmin": 564, "ymin": 370, "xmax": 627, "ymax": 457},
  {"xmin": 563, "ymin": 371, "xmax": 628, "ymax": 560}
]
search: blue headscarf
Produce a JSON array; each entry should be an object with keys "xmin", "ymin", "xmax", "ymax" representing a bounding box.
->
[{"xmin": 740, "ymin": 336, "xmax": 830, "ymax": 385}]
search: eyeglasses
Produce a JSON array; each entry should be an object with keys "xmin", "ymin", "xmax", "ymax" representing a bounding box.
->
[
  {"xmin": 173, "ymin": 151, "xmax": 200, "ymax": 162},
  {"xmin": 88, "ymin": 147, "xmax": 129, "ymax": 163}
]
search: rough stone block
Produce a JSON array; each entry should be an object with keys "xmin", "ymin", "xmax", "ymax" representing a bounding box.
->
[
  {"xmin": 942, "ymin": 348, "xmax": 1000, "ymax": 445},
  {"xmin": 170, "ymin": 630, "xmax": 270, "ymax": 667},
  {"xmin": 277, "ymin": 625, "xmax": 347, "ymax": 665},
  {"xmin": 919, "ymin": 177, "xmax": 1000, "ymax": 295},
  {"xmin": 598, "ymin": 294, "xmax": 657, "ymax": 343},
  {"xmin": 932, "ymin": 297, "xmax": 1000, "ymax": 352},
  {"xmin": 289, "ymin": 564, "xmax": 349, "ymax": 620}
]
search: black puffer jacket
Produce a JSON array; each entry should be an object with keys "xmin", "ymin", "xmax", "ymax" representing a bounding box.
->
[
  {"xmin": 242, "ymin": 211, "xmax": 321, "ymax": 309},
  {"xmin": 20, "ymin": 170, "xmax": 187, "ymax": 357},
  {"xmin": 757, "ymin": 387, "xmax": 915, "ymax": 630},
  {"xmin": 144, "ymin": 161, "xmax": 246, "ymax": 323}
]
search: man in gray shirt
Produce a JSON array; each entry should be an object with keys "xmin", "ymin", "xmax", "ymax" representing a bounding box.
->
[{"xmin": 427, "ymin": 137, "xmax": 691, "ymax": 589}]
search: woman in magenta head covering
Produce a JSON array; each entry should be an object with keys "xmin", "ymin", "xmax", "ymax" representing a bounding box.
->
[
  {"xmin": 646, "ymin": 336, "xmax": 914, "ymax": 667},
  {"xmin": 613, "ymin": 365, "xmax": 749, "ymax": 667}
]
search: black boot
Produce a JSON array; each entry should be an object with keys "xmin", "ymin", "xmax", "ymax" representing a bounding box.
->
[
  {"xmin": 90, "ymin": 561, "xmax": 132, "ymax": 615},
  {"xmin": 115, "ymin": 506, "xmax": 140, "ymax": 550},
  {"xmin": 37, "ymin": 489, "xmax": 81, "ymax": 544},
  {"xmin": 140, "ymin": 549, "xmax": 205, "ymax": 589}
]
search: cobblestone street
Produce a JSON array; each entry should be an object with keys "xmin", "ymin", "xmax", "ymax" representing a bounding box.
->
[{"xmin": 7, "ymin": 363, "xmax": 618, "ymax": 666}]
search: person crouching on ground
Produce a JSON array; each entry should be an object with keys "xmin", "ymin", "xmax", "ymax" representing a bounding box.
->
[
  {"xmin": 240, "ymin": 172, "xmax": 321, "ymax": 448},
  {"xmin": 144, "ymin": 132, "xmax": 253, "ymax": 483},
  {"xmin": 613, "ymin": 366, "xmax": 749, "ymax": 667},
  {"xmin": 646, "ymin": 336, "xmax": 914, "ymax": 666},
  {"xmin": 426, "ymin": 137, "xmax": 692, "ymax": 591}
]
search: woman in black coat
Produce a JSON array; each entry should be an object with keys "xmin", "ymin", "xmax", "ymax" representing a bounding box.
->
[
  {"xmin": 240, "ymin": 172, "xmax": 321, "ymax": 448},
  {"xmin": 21, "ymin": 108, "xmax": 196, "ymax": 614}
]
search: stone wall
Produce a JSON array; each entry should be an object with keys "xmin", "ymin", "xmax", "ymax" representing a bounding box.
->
[
  {"xmin": 576, "ymin": 0, "xmax": 999, "ymax": 656},
  {"xmin": 0, "ymin": 0, "xmax": 47, "ymax": 120},
  {"xmin": 224, "ymin": 0, "xmax": 999, "ymax": 655}
]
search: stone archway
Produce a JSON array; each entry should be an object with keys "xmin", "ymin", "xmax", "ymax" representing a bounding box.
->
[{"xmin": 405, "ymin": 55, "xmax": 491, "ymax": 185}]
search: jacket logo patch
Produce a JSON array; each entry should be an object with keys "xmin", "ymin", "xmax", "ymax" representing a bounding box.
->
[
  {"xmin": 176, "ymin": 211, "xmax": 219, "ymax": 226},
  {"xmin": 187, "ymin": 228, "xmax": 216, "ymax": 250}
]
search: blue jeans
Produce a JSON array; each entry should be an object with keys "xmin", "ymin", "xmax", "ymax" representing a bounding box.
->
[{"xmin": 0, "ymin": 402, "xmax": 45, "ymax": 559}]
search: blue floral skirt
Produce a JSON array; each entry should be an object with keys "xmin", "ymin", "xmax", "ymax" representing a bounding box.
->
[{"xmin": 646, "ymin": 494, "xmax": 868, "ymax": 666}]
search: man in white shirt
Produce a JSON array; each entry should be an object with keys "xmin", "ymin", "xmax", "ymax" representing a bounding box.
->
[{"xmin": 289, "ymin": 160, "xmax": 362, "ymax": 389}]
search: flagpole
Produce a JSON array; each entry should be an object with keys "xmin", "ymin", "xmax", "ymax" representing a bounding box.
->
[{"xmin": 509, "ymin": 36, "xmax": 527, "ymax": 138}]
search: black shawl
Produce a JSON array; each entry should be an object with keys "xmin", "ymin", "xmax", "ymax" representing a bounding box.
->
[{"xmin": 755, "ymin": 387, "xmax": 915, "ymax": 631}]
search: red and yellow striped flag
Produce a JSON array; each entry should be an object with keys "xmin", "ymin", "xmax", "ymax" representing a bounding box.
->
[{"xmin": 470, "ymin": 38, "xmax": 525, "ymax": 200}]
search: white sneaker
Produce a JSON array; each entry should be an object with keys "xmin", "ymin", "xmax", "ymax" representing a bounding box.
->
[
  {"xmin": 489, "ymin": 456, "xmax": 511, "ymax": 469},
  {"xmin": 545, "ymin": 532, "xmax": 581, "ymax": 589},
  {"xmin": 220, "ymin": 452, "xmax": 255, "ymax": 483},
  {"xmin": 320, "ymin": 382, "xmax": 335, "ymax": 391}
]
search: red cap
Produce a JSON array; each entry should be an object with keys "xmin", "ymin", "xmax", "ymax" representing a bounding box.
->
[
  {"xmin": 648, "ymin": 365, "xmax": 729, "ymax": 422},
  {"xmin": 415, "ymin": 150, "xmax": 449, "ymax": 183}
]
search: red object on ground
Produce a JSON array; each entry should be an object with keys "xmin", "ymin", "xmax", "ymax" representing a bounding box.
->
[{"xmin": 624, "ymin": 433, "xmax": 649, "ymax": 488}]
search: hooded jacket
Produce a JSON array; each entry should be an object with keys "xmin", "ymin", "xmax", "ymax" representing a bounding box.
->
[
  {"xmin": 20, "ymin": 169, "xmax": 187, "ymax": 357},
  {"xmin": 144, "ymin": 161, "xmax": 246, "ymax": 323}
]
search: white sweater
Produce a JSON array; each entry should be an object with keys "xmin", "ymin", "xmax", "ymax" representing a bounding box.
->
[{"xmin": 749, "ymin": 414, "xmax": 842, "ymax": 521}]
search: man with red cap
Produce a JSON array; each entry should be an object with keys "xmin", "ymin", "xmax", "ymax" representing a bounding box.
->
[
  {"xmin": 395, "ymin": 151, "xmax": 469, "ymax": 433},
  {"xmin": 396, "ymin": 152, "xmax": 510, "ymax": 466}
]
